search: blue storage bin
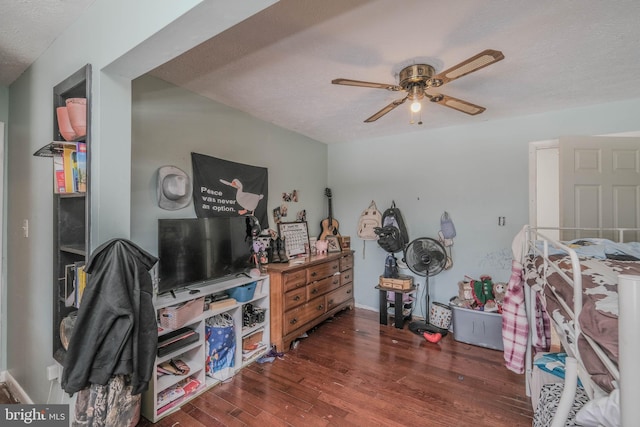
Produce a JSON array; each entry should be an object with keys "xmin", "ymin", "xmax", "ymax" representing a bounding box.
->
[{"xmin": 228, "ymin": 281, "xmax": 257, "ymax": 302}]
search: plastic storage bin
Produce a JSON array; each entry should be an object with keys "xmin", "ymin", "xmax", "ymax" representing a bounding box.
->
[
  {"xmin": 227, "ymin": 281, "xmax": 257, "ymax": 302},
  {"xmin": 450, "ymin": 303, "xmax": 503, "ymax": 351}
]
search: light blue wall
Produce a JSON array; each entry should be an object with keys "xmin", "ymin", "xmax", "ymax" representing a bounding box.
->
[
  {"xmin": 131, "ymin": 75, "xmax": 328, "ymax": 254},
  {"xmin": 329, "ymin": 98, "xmax": 640, "ymax": 314}
]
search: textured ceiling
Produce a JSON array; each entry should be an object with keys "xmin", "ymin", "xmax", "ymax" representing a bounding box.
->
[
  {"xmin": 4, "ymin": 1, "xmax": 640, "ymax": 145},
  {"xmin": 0, "ymin": 0, "xmax": 96, "ymax": 86},
  {"xmin": 150, "ymin": 0, "xmax": 640, "ymax": 144}
]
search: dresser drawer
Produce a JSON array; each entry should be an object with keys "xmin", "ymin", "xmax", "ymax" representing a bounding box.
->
[
  {"xmin": 307, "ymin": 274, "xmax": 341, "ymax": 300},
  {"xmin": 284, "ymin": 286, "xmax": 306, "ymax": 311},
  {"xmin": 283, "ymin": 269, "xmax": 307, "ymax": 292},
  {"xmin": 307, "ymin": 260, "xmax": 339, "ymax": 281},
  {"xmin": 340, "ymin": 268, "xmax": 353, "ymax": 286},
  {"xmin": 283, "ymin": 296, "xmax": 326, "ymax": 335},
  {"xmin": 326, "ymin": 284, "xmax": 353, "ymax": 311},
  {"xmin": 339, "ymin": 253, "xmax": 354, "ymax": 271}
]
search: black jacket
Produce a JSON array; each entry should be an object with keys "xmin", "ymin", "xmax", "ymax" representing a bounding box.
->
[{"xmin": 61, "ymin": 239, "xmax": 158, "ymax": 395}]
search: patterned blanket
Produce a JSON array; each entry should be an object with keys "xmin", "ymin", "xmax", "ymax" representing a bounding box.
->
[{"xmin": 525, "ymin": 254, "xmax": 640, "ymax": 392}]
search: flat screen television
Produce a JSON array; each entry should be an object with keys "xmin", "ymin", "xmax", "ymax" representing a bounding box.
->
[{"xmin": 157, "ymin": 217, "xmax": 253, "ymax": 295}]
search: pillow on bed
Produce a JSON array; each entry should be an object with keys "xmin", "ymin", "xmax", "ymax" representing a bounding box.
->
[
  {"xmin": 575, "ymin": 389, "xmax": 619, "ymax": 427},
  {"xmin": 535, "ymin": 239, "xmax": 640, "ymax": 260}
]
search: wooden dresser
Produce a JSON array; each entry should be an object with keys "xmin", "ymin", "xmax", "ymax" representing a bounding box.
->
[{"xmin": 267, "ymin": 251, "xmax": 354, "ymax": 352}]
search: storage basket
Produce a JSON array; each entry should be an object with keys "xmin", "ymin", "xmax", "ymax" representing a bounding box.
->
[
  {"xmin": 430, "ymin": 301, "xmax": 452, "ymax": 330},
  {"xmin": 379, "ymin": 274, "xmax": 413, "ymax": 290},
  {"xmin": 159, "ymin": 297, "xmax": 204, "ymax": 330},
  {"xmin": 228, "ymin": 281, "xmax": 257, "ymax": 302}
]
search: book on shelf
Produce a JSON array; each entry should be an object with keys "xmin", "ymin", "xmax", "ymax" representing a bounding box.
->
[
  {"xmin": 207, "ymin": 297, "xmax": 237, "ymax": 311},
  {"xmin": 64, "ymin": 263, "xmax": 77, "ymax": 307},
  {"xmin": 75, "ymin": 263, "xmax": 87, "ymax": 307},
  {"xmin": 157, "ymin": 376, "xmax": 201, "ymax": 415},
  {"xmin": 242, "ymin": 343, "xmax": 268, "ymax": 361},
  {"xmin": 76, "ymin": 142, "xmax": 87, "ymax": 193},
  {"xmin": 54, "ymin": 142, "xmax": 86, "ymax": 194},
  {"xmin": 62, "ymin": 144, "xmax": 76, "ymax": 193},
  {"xmin": 53, "ymin": 155, "xmax": 66, "ymax": 193}
]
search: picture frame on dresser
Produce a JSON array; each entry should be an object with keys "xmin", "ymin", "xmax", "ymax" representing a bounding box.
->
[
  {"xmin": 278, "ymin": 221, "xmax": 310, "ymax": 257},
  {"xmin": 325, "ymin": 235, "xmax": 341, "ymax": 253}
]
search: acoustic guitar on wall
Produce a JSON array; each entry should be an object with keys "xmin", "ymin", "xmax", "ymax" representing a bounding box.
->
[{"xmin": 319, "ymin": 188, "xmax": 340, "ymax": 240}]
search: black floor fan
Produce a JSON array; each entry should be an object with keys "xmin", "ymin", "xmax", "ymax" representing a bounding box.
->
[{"xmin": 403, "ymin": 237, "xmax": 448, "ymax": 335}]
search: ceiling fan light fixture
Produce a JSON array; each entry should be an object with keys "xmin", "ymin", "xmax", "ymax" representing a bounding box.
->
[
  {"xmin": 331, "ymin": 49, "xmax": 504, "ymax": 122},
  {"xmin": 409, "ymin": 84, "xmax": 423, "ymax": 113}
]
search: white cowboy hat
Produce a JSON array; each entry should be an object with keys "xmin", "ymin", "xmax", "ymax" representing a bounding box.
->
[{"xmin": 157, "ymin": 166, "xmax": 192, "ymax": 210}]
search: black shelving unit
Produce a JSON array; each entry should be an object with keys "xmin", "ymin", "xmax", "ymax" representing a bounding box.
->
[{"xmin": 35, "ymin": 64, "xmax": 92, "ymax": 362}]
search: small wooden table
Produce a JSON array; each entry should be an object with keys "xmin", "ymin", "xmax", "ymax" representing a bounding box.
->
[{"xmin": 376, "ymin": 285, "xmax": 415, "ymax": 329}]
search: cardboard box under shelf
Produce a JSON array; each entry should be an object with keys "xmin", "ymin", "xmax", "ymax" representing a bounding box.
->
[
  {"xmin": 242, "ymin": 330, "xmax": 264, "ymax": 351},
  {"xmin": 378, "ymin": 274, "xmax": 413, "ymax": 290},
  {"xmin": 450, "ymin": 303, "xmax": 503, "ymax": 351}
]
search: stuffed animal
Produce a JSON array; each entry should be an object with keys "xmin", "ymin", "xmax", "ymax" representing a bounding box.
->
[
  {"xmin": 492, "ymin": 282, "xmax": 507, "ymax": 313},
  {"xmin": 472, "ymin": 275, "xmax": 494, "ymax": 305},
  {"xmin": 457, "ymin": 280, "xmax": 475, "ymax": 309}
]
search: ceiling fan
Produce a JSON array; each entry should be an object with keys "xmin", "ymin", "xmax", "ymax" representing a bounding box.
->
[{"xmin": 332, "ymin": 49, "xmax": 504, "ymax": 123}]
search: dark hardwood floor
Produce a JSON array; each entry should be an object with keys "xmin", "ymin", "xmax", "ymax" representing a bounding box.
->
[{"xmin": 139, "ymin": 308, "xmax": 532, "ymax": 426}]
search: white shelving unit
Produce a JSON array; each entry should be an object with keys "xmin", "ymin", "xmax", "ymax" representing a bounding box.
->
[{"xmin": 141, "ymin": 274, "xmax": 270, "ymax": 423}]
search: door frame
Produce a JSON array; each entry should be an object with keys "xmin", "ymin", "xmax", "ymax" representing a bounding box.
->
[
  {"xmin": 529, "ymin": 130, "xmax": 640, "ymax": 234},
  {"xmin": 0, "ymin": 121, "xmax": 4, "ymax": 372}
]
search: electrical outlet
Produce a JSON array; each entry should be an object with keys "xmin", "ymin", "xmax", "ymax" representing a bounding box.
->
[
  {"xmin": 46, "ymin": 364, "xmax": 59, "ymax": 381},
  {"xmin": 22, "ymin": 219, "xmax": 29, "ymax": 238}
]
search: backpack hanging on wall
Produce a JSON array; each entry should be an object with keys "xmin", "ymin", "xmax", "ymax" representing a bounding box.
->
[
  {"xmin": 375, "ymin": 201, "xmax": 409, "ymax": 253},
  {"xmin": 357, "ymin": 200, "xmax": 382, "ymax": 240},
  {"xmin": 357, "ymin": 200, "xmax": 382, "ymax": 258}
]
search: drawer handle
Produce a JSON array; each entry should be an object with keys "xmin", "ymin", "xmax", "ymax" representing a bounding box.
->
[
  {"xmin": 311, "ymin": 272, "xmax": 318, "ymax": 277},
  {"xmin": 294, "ymin": 295, "xmax": 301, "ymax": 301},
  {"xmin": 311, "ymin": 288, "xmax": 319, "ymax": 294},
  {"xmin": 317, "ymin": 304, "xmax": 324, "ymax": 310},
  {"xmin": 346, "ymin": 289, "xmax": 352, "ymax": 294},
  {"xmin": 345, "ymin": 274, "xmax": 351, "ymax": 280},
  {"xmin": 290, "ymin": 318, "xmax": 298, "ymax": 325},
  {"xmin": 328, "ymin": 299, "xmax": 334, "ymax": 305},
  {"xmin": 333, "ymin": 279, "xmax": 339, "ymax": 285},
  {"xmin": 332, "ymin": 265, "xmax": 338, "ymax": 270}
]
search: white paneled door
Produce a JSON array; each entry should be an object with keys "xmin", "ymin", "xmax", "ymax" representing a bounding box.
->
[{"xmin": 560, "ymin": 136, "xmax": 640, "ymax": 242}]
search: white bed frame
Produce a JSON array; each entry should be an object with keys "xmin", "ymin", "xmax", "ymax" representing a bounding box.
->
[{"xmin": 523, "ymin": 226, "xmax": 640, "ymax": 427}]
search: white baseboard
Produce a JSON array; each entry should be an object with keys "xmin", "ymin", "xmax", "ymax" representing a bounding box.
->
[{"xmin": 1, "ymin": 370, "xmax": 33, "ymax": 404}]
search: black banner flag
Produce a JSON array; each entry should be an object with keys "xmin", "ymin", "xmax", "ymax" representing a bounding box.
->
[{"xmin": 191, "ymin": 153, "xmax": 268, "ymax": 227}]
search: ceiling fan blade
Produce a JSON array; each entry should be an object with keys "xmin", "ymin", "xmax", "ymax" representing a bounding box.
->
[
  {"xmin": 332, "ymin": 78, "xmax": 401, "ymax": 91},
  {"xmin": 429, "ymin": 94, "xmax": 486, "ymax": 115},
  {"xmin": 364, "ymin": 96, "xmax": 408, "ymax": 122},
  {"xmin": 431, "ymin": 49, "xmax": 504, "ymax": 85}
]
